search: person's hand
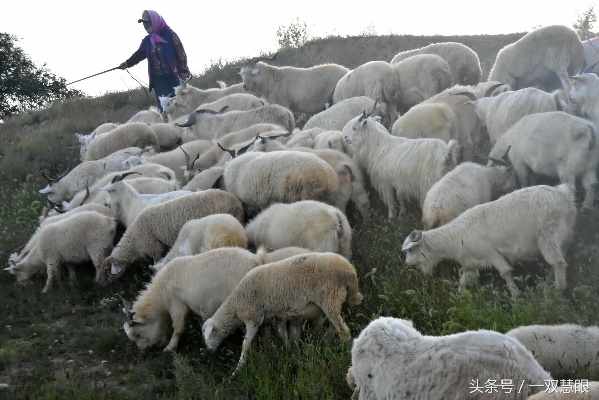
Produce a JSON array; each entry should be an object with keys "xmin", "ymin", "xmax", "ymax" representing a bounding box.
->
[{"xmin": 119, "ymin": 62, "xmax": 128, "ymax": 70}]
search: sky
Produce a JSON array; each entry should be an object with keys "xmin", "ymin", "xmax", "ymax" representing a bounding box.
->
[{"xmin": 3, "ymin": 1, "xmax": 597, "ymax": 97}]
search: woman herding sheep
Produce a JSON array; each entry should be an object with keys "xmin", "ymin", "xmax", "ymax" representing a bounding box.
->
[{"xmin": 119, "ymin": 10, "xmax": 190, "ymax": 111}]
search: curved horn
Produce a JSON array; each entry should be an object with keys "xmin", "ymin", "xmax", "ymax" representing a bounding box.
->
[
  {"xmin": 180, "ymin": 146, "xmax": 191, "ymax": 168},
  {"xmin": 218, "ymin": 106, "xmax": 229, "ymax": 114},
  {"xmin": 245, "ymin": 52, "xmax": 279, "ymax": 67},
  {"xmin": 111, "ymin": 171, "xmax": 142, "ymax": 184},
  {"xmin": 174, "ymin": 111, "xmax": 197, "ymax": 128},
  {"xmin": 484, "ymin": 83, "xmax": 507, "ymax": 97},
  {"xmin": 79, "ymin": 186, "xmax": 91, "ymax": 206},
  {"xmin": 452, "ymin": 91, "xmax": 477, "ymax": 101},
  {"xmin": 357, "ymin": 99, "xmax": 380, "ymax": 123},
  {"xmin": 117, "ymin": 293, "xmax": 136, "ymax": 325},
  {"xmin": 179, "ymin": 75, "xmax": 192, "ymax": 88},
  {"xmin": 217, "ymin": 143, "xmax": 236, "ymax": 158},
  {"xmin": 236, "ymin": 142, "xmax": 253, "ymax": 156},
  {"xmin": 41, "ymin": 167, "xmax": 69, "ymax": 184},
  {"xmin": 265, "ymin": 131, "xmax": 292, "ymax": 140},
  {"xmin": 41, "ymin": 171, "xmax": 54, "ymax": 184}
]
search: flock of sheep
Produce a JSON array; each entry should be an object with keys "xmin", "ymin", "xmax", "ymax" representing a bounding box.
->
[{"xmin": 5, "ymin": 24, "xmax": 599, "ymax": 398}]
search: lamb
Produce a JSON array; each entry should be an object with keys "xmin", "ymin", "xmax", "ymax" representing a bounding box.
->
[
  {"xmin": 392, "ymin": 54, "xmax": 453, "ymax": 112},
  {"xmin": 221, "ymin": 150, "xmax": 340, "ymax": 215},
  {"xmin": 462, "ymin": 86, "xmax": 572, "ymax": 145},
  {"xmin": 202, "ymin": 252, "xmax": 363, "ymax": 372},
  {"xmin": 101, "ymin": 177, "xmax": 192, "ymax": 228},
  {"xmin": 568, "ymin": 72, "xmax": 599, "ymax": 124},
  {"xmin": 244, "ymin": 200, "xmax": 352, "ymax": 259},
  {"xmin": 488, "ymin": 111, "xmax": 599, "ymax": 209},
  {"xmin": 422, "ymin": 162, "xmax": 516, "ymax": 230},
  {"xmin": 527, "ymin": 381, "xmax": 599, "ymax": 399},
  {"xmin": 239, "ymin": 54, "xmax": 350, "ymax": 115},
  {"xmin": 83, "ymin": 122, "xmax": 160, "ymax": 161},
  {"xmin": 332, "ymin": 61, "xmax": 400, "ymax": 128},
  {"xmin": 488, "ymin": 25, "xmax": 584, "ymax": 92},
  {"xmin": 344, "ymin": 110, "xmax": 459, "ymax": 219},
  {"xmin": 402, "ymin": 184, "xmax": 577, "ymax": 294},
  {"xmin": 347, "ymin": 316, "xmax": 551, "ymax": 400},
  {"xmin": 505, "ymin": 324, "xmax": 599, "ymax": 379},
  {"xmin": 6, "ymin": 211, "xmax": 117, "ymax": 293},
  {"xmin": 102, "ymin": 189, "xmax": 244, "ymax": 277},
  {"xmin": 391, "ymin": 41, "xmax": 482, "ymax": 85},
  {"xmin": 151, "ymin": 214, "xmax": 247, "ymax": 272},
  {"xmin": 302, "ymin": 96, "xmax": 376, "ymax": 132},
  {"xmin": 175, "ymin": 104, "xmax": 295, "ymax": 141}
]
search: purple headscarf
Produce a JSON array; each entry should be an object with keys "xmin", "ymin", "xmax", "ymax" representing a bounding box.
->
[{"xmin": 143, "ymin": 10, "xmax": 169, "ymax": 46}]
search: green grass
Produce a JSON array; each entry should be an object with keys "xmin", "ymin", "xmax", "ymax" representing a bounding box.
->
[{"xmin": 1, "ymin": 31, "xmax": 599, "ymax": 399}]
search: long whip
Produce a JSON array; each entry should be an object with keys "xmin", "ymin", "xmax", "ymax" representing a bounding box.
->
[{"xmin": 66, "ymin": 67, "xmax": 120, "ymax": 85}]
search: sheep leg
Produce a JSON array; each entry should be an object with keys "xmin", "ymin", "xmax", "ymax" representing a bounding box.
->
[
  {"xmin": 487, "ymin": 253, "xmax": 520, "ymax": 295},
  {"xmin": 380, "ymin": 184, "xmax": 397, "ymax": 220},
  {"xmin": 458, "ymin": 267, "xmax": 480, "ymax": 294},
  {"xmin": 321, "ymin": 289, "xmax": 350, "ymax": 341},
  {"xmin": 538, "ymin": 237, "xmax": 568, "ymax": 292},
  {"xmin": 277, "ymin": 319, "xmax": 291, "ymax": 349},
  {"xmin": 164, "ymin": 302, "xmax": 190, "ymax": 352},
  {"xmin": 581, "ymin": 169, "xmax": 597, "ymax": 209},
  {"xmin": 42, "ymin": 261, "xmax": 59, "ymax": 294},
  {"xmin": 234, "ymin": 321, "xmax": 260, "ymax": 375},
  {"xmin": 66, "ymin": 264, "xmax": 77, "ymax": 285},
  {"xmin": 511, "ymin": 159, "xmax": 529, "ymax": 188}
]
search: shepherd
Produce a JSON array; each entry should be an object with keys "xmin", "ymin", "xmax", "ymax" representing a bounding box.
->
[{"xmin": 119, "ymin": 10, "xmax": 190, "ymax": 112}]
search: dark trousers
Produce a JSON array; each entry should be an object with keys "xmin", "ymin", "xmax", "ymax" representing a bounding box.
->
[{"xmin": 152, "ymin": 73, "xmax": 179, "ymax": 112}]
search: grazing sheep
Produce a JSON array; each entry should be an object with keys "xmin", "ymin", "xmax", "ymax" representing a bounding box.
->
[
  {"xmin": 422, "ymin": 162, "xmax": 517, "ymax": 230},
  {"xmin": 392, "ymin": 54, "xmax": 453, "ymax": 112},
  {"xmin": 6, "ymin": 211, "xmax": 117, "ymax": 293},
  {"xmin": 506, "ymin": 324, "xmax": 599, "ymax": 379},
  {"xmin": 83, "ymin": 122, "xmax": 160, "ymax": 162},
  {"xmin": 344, "ymin": 111, "xmax": 459, "ymax": 219},
  {"xmin": 239, "ymin": 55, "xmax": 350, "ymax": 115},
  {"xmin": 151, "ymin": 214, "xmax": 247, "ymax": 272},
  {"xmin": 391, "ymin": 41, "xmax": 482, "ymax": 85},
  {"xmin": 168, "ymin": 79, "xmax": 244, "ymax": 121},
  {"xmin": 527, "ymin": 381, "xmax": 599, "ymax": 399},
  {"xmin": 149, "ymin": 122, "xmax": 185, "ymax": 150},
  {"xmin": 402, "ymin": 184, "xmax": 577, "ymax": 294},
  {"xmin": 303, "ymin": 96, "xmax": 376, "ymax": 132},
  {"xmin": 182, "ymin": 166, "xmax": 224, "ymax": 192},
  {"xmin": 222, "ymin": 150, "xmax": 340, "ymax": 215},
  {"xmin": 245, "ymin": 200, "xmax": 352, "ymax": 259},
  {"xmin": 488, "ymin": 25, "xmax": 584, "ymax": 92},
  {"xmin": 568, "ymin": 72, "xmax": 599, "ymax": 124},
  {"xmin": 332, "ymin": 61, "xmax": 400, "ymax": 128},
  {"xmin": 488, "ymin": 111, "xmax": 599, "ymax": 209},
  {"xmin": 102, "ymin": 189, "xmax": 244, "ymax": 277},
  {"xmin": 347, "ymin": 317, "xmax": 551, "ymax": 400},
  {"xmin": 202, "ymin": 252, "xmax": 363, "ymax": 372},
  {"xmin": 194, "ymin": 92, "xmax": 266, "ymax": 113}
]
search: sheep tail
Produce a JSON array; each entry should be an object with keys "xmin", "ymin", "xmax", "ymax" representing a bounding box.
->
[
  {"xmin": 588, "ymin": 124, "xmax": 597, "ymax": 151},
  {"xmin": 345, "ymin": 274, "xmax": 363, "ymax": 306},
  {"xmin": 256, "ymin": 245, "xmax": 269, "ymax": 265},
  {"xmin": 444, "ymin": 139, "xmax": 460, "ymax": 166},
  {"xmin": 556, "ymin": 183, "xmax": 576, "ymax": 204}
]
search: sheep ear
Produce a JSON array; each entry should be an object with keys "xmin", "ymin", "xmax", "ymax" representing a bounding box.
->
[
  {"xmin": 4, "ymin": 266, "xmax": 15, "ymax": 272},
  {"xmin": 250, "ymin": 68, "xmax": 259, "ymax": 76},
  {"xmin": 203, "ymin": 321, "xmax": 214, "ymax": 341},
  {"xmin": 401, "ymin": 241, "xmax": 418, "ymax": 252},
  {"xmin": 39, "ymin": 186, "xmax": 52, "ymax": 194}
]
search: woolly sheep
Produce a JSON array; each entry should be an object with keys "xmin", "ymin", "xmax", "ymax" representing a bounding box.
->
[
  {"xmin": 149, "ymin": 122, "xmax": 185, "ymax": 150},
  {"xmin": 239, "ymin": 55, "xmax": 350, "ymax": 115},
  {"xmin": 344, "ymin": 111, "xmax": 459, "ymax": 219},
  {"xmin": 75, "ymin": 122, "xmax": 119, "ymax": 160},
  {"xmin": 402, "ymin": 184, "xmax": 577, "ymax": 294},
  {"xmin": 392, "ymin": 54, "xmax": 453, "ymax": 112},
  {"xmin": 182, "ymin": 166, "xmax": 224, "ymax": 192},
  {"xmin": 202, "ymin": 252, "xmax": 363, "ymax": 372},
  {"xmin": 125, "ymin": 107, "xmax": 164, "ymax": 125},
  {"xmin": 303, "ymin": 96, "xmax": 376, "ymax": 132},
  {"xmin": 422, "ymin": 162, "xmax": 517, "ymax": 230},
  {"xmin": 151, "ymin": 214, "xmax": 247, "ymax": 272},
  {"xmin": 347, "ymin": 316, "xmax": 551, "ymax": 400},
  {"xmin": 569, "ymin": 72, "xmax": 599, "ymax": 124},
  {"xmin": 176, "ymin": 104, "xmax": 295, "ymax": 142},
  {"xmin": 488, "ymin": 111, "xmax": 599, "ymax": 209},
  {"xmin": 194, "ymin": 92, "xmax": 266, "ymax": 113},
  {"xmin": 506, "ymin": 324, "xmax": 599, "ymax": 379},
  {"xmin": 313, "ymin": 130, "xmax": 355, "ymax": 157},
  {"xmin": 332, "ymin": 61, "xmax": 400, "ymax": 129},
  {"xmin": 245, "ymin": 200, "xmax": 352, "ymax": 259},
  {"xmin": 83, "ymin": 122, "xmax": 160, "ymax": 162},
  {"xmin": 102, "ymin": 189, "xmax": 244, "ymax": 277},
  {"xmin": 6, "ymin": 211, "xmax": 117, "ymax": 293},
  {"xmin": 284, "ymin": 127, "xmax": 325, "ymax": 148},
  {"xmin": 527, "ymin": 381, "xmax": 599, "ymax": 399},
  {"xmin": 391, "ymin": 41, "xmax": 482, "ymax": 85},
  {"xmin": 168, "ymin": 79, "xmax": 244, "ymax": 121},
  {"xmin": 488, "ymin": 25, "xmax": 584, "ymax": 92}
]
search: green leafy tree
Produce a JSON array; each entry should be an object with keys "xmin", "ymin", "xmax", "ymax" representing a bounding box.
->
[
  {"xmin": 0, "ymin": 33, "xmax": 82, "ymax": 118},
  {"xmin": 276, "ymin": 18, "xmax": 310, "ymax": 49},
  {"xmin": 574, "ymin": 7, "xmax": 597, "ymax": 40}
]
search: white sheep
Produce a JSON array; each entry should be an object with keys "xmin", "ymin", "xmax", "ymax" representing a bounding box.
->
[
  {"xmin": 181, "ymin": 166, "xmax": 224, "ymax": 192},
  {"xmin": 102, "ymin": 189, "xmax": 244, "ymax": 277},
  {"xmin": 391, "ymin": 41, "xmax": 482, "ymax": 85},
  {"xmin": 347, "ymin": 316, "xmax": 551, "ymax": 400},
  {"xmin": 344, "ymin": 111, "xmax": 459, "ymax": 219},
  {"xmin": 125, "ymin": 106, "xmax": 164, "ymax": 125},
  {"xmin": 148, "ymin": 122, "xmax": 185, "ymax": 150},
  {"xmin": 506, "ymin": 324, "xmax": 599, "ymax": 379},
  {"xmin": 488, "ymin": 25, "xmax": 584, "ymax": 92},
  {"xmin": 161, "ymin": 92, "xmax": 264, "ymax": 123},
  {"xmin": 221, "ymin": 150, "xmax": 340, "ymax": 214},
  {"xmin": 151, "ymin": 214, "xmax": 247, "ymax": 272},
  {"xmin": 303, "ymin": 96, "xmax": 376, "ymax": 132},
  {"xmin": 284, "ymin": 127, "xmax": 325, "ymax": 148},
  {"xmin": 392, "ymin": 54, "xmax": 453, "ymax": 112},
  {"xmin": 83, "ymin": 122, "xmax": 160, "ymax": 162},
  {"xmin": 166, "ymin": 79, "xmax": 244, "ymax": 121},
  {"xmin": 422, "ymin": 162, "xmax": 517, "ymax": 229},
  {"xmin": 239, "ymin": 55, "xmax": 350, "ymax": 115},
  {"xmin": 6, "ymin": 211, "xmax": 117, "ymax": 293},
  {"xmin": 569, "ymin": 72, "xmax": 599, "ymax": 124},
  {"xmin": 488, "ymin": 111, "xmax": 599, "ymax": 209},
  {"xmin": 202, "ymin": 252, "xmax": 363, "ymax": 372},
  {"xmin": 527, "ymin": 381, "xmax": 599, "ymax": 399},
  {"xmin": 462, "ymin": 86, "xmax": 572, "ymax": 145},
  {"xmin": 312, "ymin": 130, "xmax": 355, "ymax": 157},
  {"xmin": 402, "ymin": 184, "xmax": 577, "ymax": 294},
  {"xmin": 332, "ymin": 61, "xmax": 400, "ymax": 128},
  {"xmin": 75, "ymin": 122, "xmax": 118, "ymax": 160},
  {"xmin": 244, "ymin": 200, "xmax": 352, "ymax": 259}
]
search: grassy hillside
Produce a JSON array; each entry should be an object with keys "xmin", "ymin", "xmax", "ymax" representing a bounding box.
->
[{"xmin": 1, "ymin": 32, "xmax": 598, "ymax": 399}]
